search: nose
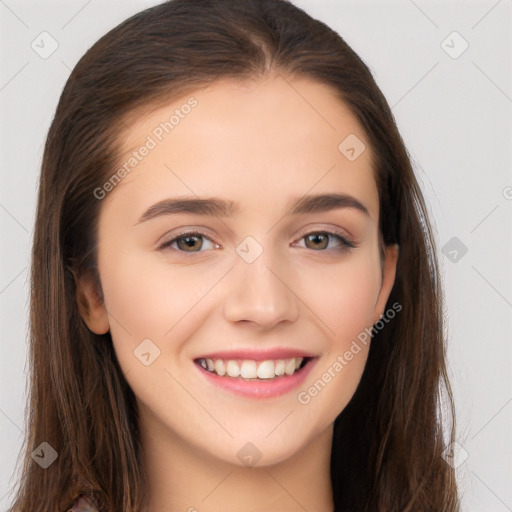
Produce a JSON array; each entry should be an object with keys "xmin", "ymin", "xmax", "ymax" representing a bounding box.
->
[{"xmin": 223, "ymin": 246, "xmax": 300, "ymax": 330}]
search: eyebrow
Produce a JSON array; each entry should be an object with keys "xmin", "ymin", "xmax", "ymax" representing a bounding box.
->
[{"xmin": 135, "ymin": 193, "xmax": 370, "ymax": 224}]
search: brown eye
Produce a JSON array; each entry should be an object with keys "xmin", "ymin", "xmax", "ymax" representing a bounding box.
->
[
  {"xmin": 159, "ymin": 232, "xmax": 218, "ymax": 253},
  {"xmin": 295, "ymin": 231, "xmax": 356, "ymax": 252},
  {"xmin": 304, "ymin": 232, "xmax": 329, "ymax": 250},
  {"xmin": 176, "ymin": 234, "xmax": 204, "ymax": 252}
]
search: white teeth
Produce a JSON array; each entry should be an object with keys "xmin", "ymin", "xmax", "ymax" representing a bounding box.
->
[
  {"xmin": 199, "ymin": 357, "xmax": 307, "ymax": 379},
  {"xmin": 257, "ymin": 360, "xmax": 275, "ymax": 379},
  {"xmin": 274, "ymin": 360, "xmax": 285, "ymax": 376},
  {"xmin": 214, "ymin": 359, "xmax": 226, "ymax": 376},
  {"xmin": 240, "ymin": 360, "xmax": 257, "ymax": 379},
  {"xmin": 285, "ymin": 359, "xmax": 296, "ymax": 375},
  {"xmin": 226, "ymin": 360, "xmax": 240, "ymax": 378}
]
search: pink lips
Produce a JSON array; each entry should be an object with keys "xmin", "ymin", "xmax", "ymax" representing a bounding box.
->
[
  {"xmin": 196, "ymin": 348, "xmax": 316, "ymax": 361},
  {"xmin": 193, "ymin": 348, "xmax": 317, "ymax": 399}
]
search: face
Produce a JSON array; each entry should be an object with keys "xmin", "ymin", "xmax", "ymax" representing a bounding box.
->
[{"xmin": 79, "ymin": 74, "xmax": 398, "ymax": 467}]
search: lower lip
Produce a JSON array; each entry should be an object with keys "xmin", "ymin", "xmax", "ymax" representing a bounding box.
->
[{"xmin": 195, "ymin": 358, "xmax": 317, "ymax": 399}]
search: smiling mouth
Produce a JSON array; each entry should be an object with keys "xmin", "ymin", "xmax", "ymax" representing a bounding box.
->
[{"xmin": 194, "ymin": 357, "xmax": 311, "ymax": 380}]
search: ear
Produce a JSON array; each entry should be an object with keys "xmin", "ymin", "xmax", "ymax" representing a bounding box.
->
[
  {"xmin": 75, "ymin": 269, "xmax": 110, "ymax": 335},
  {"xmin": 372, "ymin": 244, "xmax": 399, "ymax": 324}
]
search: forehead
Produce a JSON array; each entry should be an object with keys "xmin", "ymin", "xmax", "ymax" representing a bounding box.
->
[
  {"xmin": 108, "ymin": 73, "xmax": 378, "ymax": 220},
  {"xmin": 119, "ymin": 73, "xmax": 368, "ymax": 152}
]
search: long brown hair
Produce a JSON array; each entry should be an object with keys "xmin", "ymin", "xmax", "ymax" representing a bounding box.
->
[{"xmin": 8, "ymin": 0, "xmax": 459, "ymax": 510}]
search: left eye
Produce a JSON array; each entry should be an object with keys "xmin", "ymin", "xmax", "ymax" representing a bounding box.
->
[{"xmin": 294, "ymin": 231, "xmax": 355, "ymax": 251}]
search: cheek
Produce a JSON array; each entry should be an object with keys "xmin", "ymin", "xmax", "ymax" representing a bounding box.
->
[
  {"xmin": 101, "ymin": 259, "xmax": 169, "ymax": 331},
  {"xmin": 97, "ymin": 249, "xmax": 224, "ymax": 365},
  {"xmin": 294, "ymin": 253, "xmax": 381, "ymax": 412},
  {"xmin": 299, "ymin": 250, "xmax": 382, "ymax": 345},
  {"xmin": 97, "ymin": 250, "xmax": 167, "ymax": 355}
]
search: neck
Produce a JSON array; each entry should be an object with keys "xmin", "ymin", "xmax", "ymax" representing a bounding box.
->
[{"xmin": 139, "ymin": 413, "xmax": 335, "ymax": 511}]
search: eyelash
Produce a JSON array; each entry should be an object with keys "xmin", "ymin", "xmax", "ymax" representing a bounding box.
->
[{"xmin": 158, "ymin": 229, "xmax": 357, "ymax": 254}]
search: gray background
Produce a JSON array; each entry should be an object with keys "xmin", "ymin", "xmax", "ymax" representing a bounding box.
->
[{"xmin": 1, "ymin": 0, "xmax": 511, "ymax": 510}]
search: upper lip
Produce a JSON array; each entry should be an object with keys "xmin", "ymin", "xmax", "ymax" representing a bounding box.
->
[{"xmin": 195, "ymin": 348, "xmax": 316, "ymax": 361}]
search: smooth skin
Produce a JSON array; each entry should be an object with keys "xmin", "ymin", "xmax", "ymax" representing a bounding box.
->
[{"xmin": 78, "ymin": 73, "xmax": 398, "ymax": 511}]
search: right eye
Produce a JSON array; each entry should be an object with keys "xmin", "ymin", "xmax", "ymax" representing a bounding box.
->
[{"xmin": 158, "ymin": 231, "xmax": 220, "ymax": 253}]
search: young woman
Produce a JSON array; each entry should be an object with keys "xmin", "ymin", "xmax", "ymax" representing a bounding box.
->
[{"xmin": 9, "ymin": 0, "xmax": 459, "ymax": 510}]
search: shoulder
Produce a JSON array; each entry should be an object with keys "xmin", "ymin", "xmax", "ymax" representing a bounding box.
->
[{"xmin": 66, "ymin": 493, "xmax": 101, "ymax": 512}]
